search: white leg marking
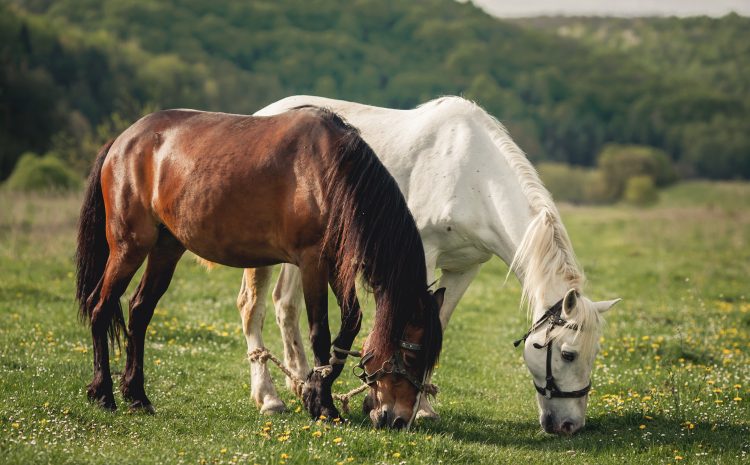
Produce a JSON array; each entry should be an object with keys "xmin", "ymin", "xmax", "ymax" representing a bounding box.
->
[
  {"xmin": 273, "ymin": 264, "xmax": 310, "ymax": 394},
  {"xmin": 238, "ymin": 267, "xmax": 286, "ymax": 414}
]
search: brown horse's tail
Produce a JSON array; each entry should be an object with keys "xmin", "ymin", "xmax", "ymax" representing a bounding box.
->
[{"xmin": 75, "ymin": 140, "xmax": 124, "ymax": 346}]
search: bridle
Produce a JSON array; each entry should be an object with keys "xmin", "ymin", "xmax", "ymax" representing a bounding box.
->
[
  {"xmin": 352, "ymin": 340, "xmax": 427, "ymax": 428},
  {"xmin": 513, "ymin": 295, "xmax": 591, "ymax": 399}
]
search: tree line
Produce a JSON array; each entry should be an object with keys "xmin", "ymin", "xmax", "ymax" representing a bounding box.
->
[{"xmin": 1, "ymin": 0, "xmax": 748, "ymax": 182}]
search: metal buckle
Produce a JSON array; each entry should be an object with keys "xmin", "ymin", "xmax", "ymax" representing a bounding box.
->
[{"xmin": 399, "ymin": 340, "xmax": 422, "ymax": 351}]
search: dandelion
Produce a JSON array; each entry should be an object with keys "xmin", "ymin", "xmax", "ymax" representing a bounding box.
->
[
  {"xmin": 280, "ymin": 453, "xmax": 289, "ymax": 460},
  {"xmin": 319, "ymin": 415, "xmax": 327, "ymax": 420},
  {"xmin": 639, "ymin": 424, "xmax": 646, "ymax": 430},
  {"xmin": 220, "ymin": 448, "xmax": 227, "ymax": 454},
  {"xmin": 301, "ymin": 425, "xmax": 310, "ymax": 430},
  {"xmin": 392, "ymin": 452, "xmax": 401, "ymax": 458},
  {"xmin": 675, "ymin": 455, "xmax": 683, "ymax": 461},
  {"xmin": 312, "ymin": 431, "xmax": 322, "ymax": 438},
  {"xmin": 333, "ymin": 437, "xmax": 343, "ymax": 444},
  {"xmin": 733, "ymin": 397, "xmax": 742, "ymax": 402}
]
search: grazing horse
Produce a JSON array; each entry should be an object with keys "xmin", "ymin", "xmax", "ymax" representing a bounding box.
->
[
  {"xmin": 239, "ymin": 96, "xmax": 620, "ymax": 435},
  {"xmin": 74, "ymin": 106, "xmax": 444, "ymax": 428}
]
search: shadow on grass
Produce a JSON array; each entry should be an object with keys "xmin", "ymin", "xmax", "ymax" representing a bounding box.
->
[{"xmin": 347, "ymin": 409, "xmax": 749, "ymax": 453}]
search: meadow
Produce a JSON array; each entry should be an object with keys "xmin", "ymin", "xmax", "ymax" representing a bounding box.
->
[{"xmin": 1, "ymin": 181, "xmax": 749, "ymax": 464}]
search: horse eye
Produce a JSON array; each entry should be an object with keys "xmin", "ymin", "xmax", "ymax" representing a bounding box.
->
[
  {"xmin": 561, "ymin": 350, "xmax": 577, "ymax": 362},
  {"xmin": 403, "ymin": 353, "xmax": 417, "ymax": 367}
]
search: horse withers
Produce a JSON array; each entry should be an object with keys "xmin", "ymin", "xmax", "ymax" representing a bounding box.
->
[{"xmin": 75, "ymin": 106, "xmax": 443, "ymax": 428}]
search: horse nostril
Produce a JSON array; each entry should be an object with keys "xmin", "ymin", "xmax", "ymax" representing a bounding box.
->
[
  {"xmin": 392, "ymin": 417, "xmax": 406, "ymax": 430},
  {"xmin": 560, "ymin": 420, "xmax": 576, "ymax": 435}
]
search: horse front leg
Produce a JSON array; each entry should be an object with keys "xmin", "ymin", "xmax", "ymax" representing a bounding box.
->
[
  {"xmin": 327, "ymin": 270, "xmax": 362, "ymax": 376},
  {"xmin": 298, "ymin": 256, "xmax": 339, "ymax": 420},
  {"xmin": 238, "ymin": 267, "xmax": 286, "ymax": 414},
  {"xmin": 416, "ymin": 264, "xmax": 481, "ymax": 421}
]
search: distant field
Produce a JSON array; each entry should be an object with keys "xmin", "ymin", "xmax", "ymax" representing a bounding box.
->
[{"xmin": 1, "ymin": 181, "xmax": 748, "ymax": 464}]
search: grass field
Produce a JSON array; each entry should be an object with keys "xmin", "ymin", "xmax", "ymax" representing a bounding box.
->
[{"xmin": 1, "ymin": 181, "xmax": 749, "ymax": 464}]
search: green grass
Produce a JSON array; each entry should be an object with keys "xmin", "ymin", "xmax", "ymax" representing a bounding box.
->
[{"xmin": 1, "ymin": 182, "xmax": 749, "ymax": 464}]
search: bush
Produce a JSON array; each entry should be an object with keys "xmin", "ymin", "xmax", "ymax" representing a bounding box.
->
[
  {"xmin": 4, "ymin": 153, "xmax": 82, "ymax": 192},
  {"xmin": 597, "ymin": 144, "xmax": 677, "ymax": 201},
  {"xmin": 537, "ymin": 162, "xmax": 608, "ymax": 204},
  {"xmin": 624, "ymin": 175, "xmax": 658, "ymax": 206}
]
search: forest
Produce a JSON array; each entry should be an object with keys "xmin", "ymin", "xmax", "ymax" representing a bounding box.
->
[{"xmin": 1, "ymin": 0, "xmax": 749, "ymax": 181}]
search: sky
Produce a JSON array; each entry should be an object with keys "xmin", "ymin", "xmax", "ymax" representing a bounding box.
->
[{"xmin": 469, "ymin": 0, "xmax": 750, "ymax": 17}]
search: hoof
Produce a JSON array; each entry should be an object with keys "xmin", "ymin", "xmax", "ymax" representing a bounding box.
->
[
  {"xmin": 319, "ymin": 405, "xmax": 341, "ymax": 422},
  {"xmin": 302, "ymin": 372, "xmax": 339, "ymax": 420},
  {"xmin": 260, "ymin": 397, "xmax": 287, "ymax": 415},
  {"xmin": 128, "ymin": 400, "xmax": 156, "ymax": 414}
]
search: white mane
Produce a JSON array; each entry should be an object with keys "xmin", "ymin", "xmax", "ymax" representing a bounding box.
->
[{"xmin": 442, "ymin": 98, "xmax": 603, "ymax": 352}]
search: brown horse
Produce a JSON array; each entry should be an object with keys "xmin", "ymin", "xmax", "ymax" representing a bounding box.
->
[{"xmin": 74, "ymin": 107, "xmax": 444, "ymax": 428}]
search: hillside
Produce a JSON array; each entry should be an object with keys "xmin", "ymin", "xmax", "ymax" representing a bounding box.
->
[{"xmin": 2, "ymin": 1, "xmax": 748, "ymax": 180}]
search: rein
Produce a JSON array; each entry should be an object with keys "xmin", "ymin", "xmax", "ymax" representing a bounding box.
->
[{"xmin": 513, "ymin": 295, "xmax": 591, "ymax": 399}]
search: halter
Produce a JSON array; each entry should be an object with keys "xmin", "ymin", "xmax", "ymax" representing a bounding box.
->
[
  {"xmin": 352, "ymin": 340, "xmax": 427, "ymax": 428},
  {"xmin": 513, "ymin": 295, "xmax": 591, "ymax": 399}
]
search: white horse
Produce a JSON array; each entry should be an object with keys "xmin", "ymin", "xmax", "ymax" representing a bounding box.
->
[{"xmin": 238, "ymin": 95, "xmax": 620, "ymax": 435}]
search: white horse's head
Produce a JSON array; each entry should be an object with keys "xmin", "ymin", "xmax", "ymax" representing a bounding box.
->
[{"xmin": 520, "ymin": 289, "xmax": 620, "ymax": 435}]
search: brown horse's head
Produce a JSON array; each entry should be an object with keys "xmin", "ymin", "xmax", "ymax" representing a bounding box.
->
[{"xmin": 359, "ymin": 288, "xmax": 444, "ymax": 429}]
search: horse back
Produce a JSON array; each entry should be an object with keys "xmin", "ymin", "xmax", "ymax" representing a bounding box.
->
[{"xmin": 101, "ymin": 108, "xmax": 342, "ymax": 267}]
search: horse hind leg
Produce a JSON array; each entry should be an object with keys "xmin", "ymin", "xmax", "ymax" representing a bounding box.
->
[
  {"xmin": 238, "ymin": 267, "xmax": 286, "ymax": 414},
  {"xmin": 87, "ymin": 239, "xmax": 153, "ymax": 410},
  {"xmin": 272, "ymin": 264, "xmax": 310, "ymax": 394},
  {"xmin": 120, "ymin": 229, "xmax": 185, "ymax": 413}
]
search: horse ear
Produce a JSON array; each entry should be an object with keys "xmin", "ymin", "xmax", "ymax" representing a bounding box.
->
[
  {"xmin": 562, "ymin": 288, "xmax": 578, "ymax": 317},
  {"xmin": 432, "ymin": 287, "xmax": 446, "ymax": 310},
  {"xmin": 593, "ymin": 298, "xmax": 622, "ymax": 314}
]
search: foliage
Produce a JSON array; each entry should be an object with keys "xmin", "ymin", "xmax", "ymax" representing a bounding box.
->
[
  {"xmin": 537, "ymin": 162, "xmax": 603, "ymax": 204},
  {"xmin": 1, "ymin": 1, "xmax": 749, "ymax": 180},
  {"xmin": 1, "ymin": 183, "xmax": 749, "ymax": 463},
  {"xmin": 3, "ymin": 152, "xmax": 81, "ymax": 192},
  {"xmin": 624, "ymin": 175, "xmax": 658, "ymax": 206},
  {"xmin": 597, "ymin": 144, "xmax": 676, "ymax": 202}
]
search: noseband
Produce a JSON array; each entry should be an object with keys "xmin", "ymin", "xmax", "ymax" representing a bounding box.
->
[
  {"xmin": 514, "ymin": 296, "xmax": 591, "ymax": 399},
  {"xmin": 352, "ymin": 340, "xmax": 427, "ymax": 392}
]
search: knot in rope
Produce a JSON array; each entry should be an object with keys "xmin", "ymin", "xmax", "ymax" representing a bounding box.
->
[{"xmin": 247, "ymin": 346, "xmax": 438, "ymax": 415}]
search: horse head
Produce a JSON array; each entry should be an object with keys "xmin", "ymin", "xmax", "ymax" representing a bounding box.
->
[{"xmin": 358, "ymin": 288, "xmax": 445, "ymax": 429}]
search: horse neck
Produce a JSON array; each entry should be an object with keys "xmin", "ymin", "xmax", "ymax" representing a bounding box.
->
[{"xmin": 473, "ymin": 125, "xmax": 583, "ymax": 320}]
